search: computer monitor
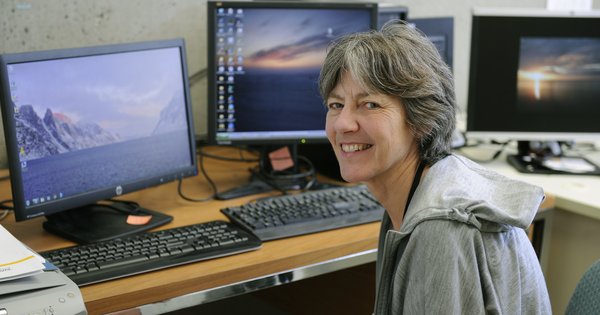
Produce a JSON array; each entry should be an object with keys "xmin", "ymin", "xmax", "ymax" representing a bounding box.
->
[
  {"xmin": 377, "ymin": 5, "xmax": 408, "ymax": 29},
  {"xmin": 206, "ymin": 1, "xmax": 377, "ymax": 198},
  {"xmin": 407, "ymin": 17, "xmax": 453, "ymax": 70},
  {"xmin": 0, "ymin": 39, "xmax": 198, "ymax": 243},
  {"xmin": 466, "ymin": 9, "xmax": 600, "ymax": 174}
]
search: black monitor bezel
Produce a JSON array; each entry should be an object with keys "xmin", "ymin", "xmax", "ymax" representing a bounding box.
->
[
  {"xmin": 0, "ymin": 38, "xmax": 198, "ymax": 221},
  {"xmin": 206, "ymin": 0, "xmax": 378, "ymax": 146}
]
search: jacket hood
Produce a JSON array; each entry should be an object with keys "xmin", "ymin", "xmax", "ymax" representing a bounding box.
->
[{"xmin": 400, "ymin": 154, "xmax": 545, "ymax": 234}]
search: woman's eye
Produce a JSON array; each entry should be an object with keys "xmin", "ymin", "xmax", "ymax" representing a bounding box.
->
[
  {"xmin": 365, "ymin": 102, "xmax": 380, "ymax": 109},
  {"xmin": 327, "ymin": 102, "xmax": 343, "ymax": 110}
]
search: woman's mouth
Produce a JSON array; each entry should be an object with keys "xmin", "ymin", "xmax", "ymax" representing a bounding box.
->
[{"xmin": 341, "ymin": 143, "xmax": 373, "ymax": 153}]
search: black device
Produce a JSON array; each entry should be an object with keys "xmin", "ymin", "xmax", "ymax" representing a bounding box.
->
[
  {"xmin": 40, "ymin": 220, "xmax": 262, "ymax": 286},
  {"xmin": 221, "ymin": 185, "xmax": 384, "ymax": 241},
  {"xmin": 0, "ymin": 39, "xmax": 198, "ymax": 243},
  {"xmin": 466, "ymin": 9, "xmax": 600, "ymax": 175},
  {"xmin": 206, "ymin": 1, "xmax": 378, "ymax": 198}
]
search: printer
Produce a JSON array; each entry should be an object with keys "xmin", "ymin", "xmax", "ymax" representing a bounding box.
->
[{"xmin": 0, "ymin": 267, "xmax": 86, "ymax": 315}]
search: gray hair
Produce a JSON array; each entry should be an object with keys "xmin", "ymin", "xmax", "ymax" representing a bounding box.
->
[{"xmin": 319, "ymin": 21, "xmax": 456, "ymax": 164}]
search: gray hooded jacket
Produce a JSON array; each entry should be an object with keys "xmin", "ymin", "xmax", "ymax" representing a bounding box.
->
[{"xmin": 374, "ymin": 154, "xmax": 551, "ymax": 314}]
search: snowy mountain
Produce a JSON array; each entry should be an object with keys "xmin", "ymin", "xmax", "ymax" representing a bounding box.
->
[
  {"xmin": 16, "ymin": 104, "xmax": 120, "ymax": 161},
  {"xmin": 152, "ymin": 93, "xmax": 187, "ymax": 135}
]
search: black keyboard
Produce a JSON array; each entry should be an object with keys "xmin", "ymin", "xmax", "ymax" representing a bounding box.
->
[
  {"xmin": 221, "ymin": 185, "xmax": 385, "ymax": 241},
  {"xmin": 40, "ymin": 220, "xmax": 262, "ymax": 286}
]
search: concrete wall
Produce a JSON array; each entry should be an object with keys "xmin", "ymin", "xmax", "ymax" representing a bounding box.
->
[{"xmin": 1, "ymin": 0, "xmax": 599, "ymax": 168}]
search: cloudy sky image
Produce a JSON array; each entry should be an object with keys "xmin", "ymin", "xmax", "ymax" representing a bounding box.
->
[
  {"xmin": 241, "ymin": 8, "xmax": 371, "ymax": 70},
  {"xmin": 518, "ymin": 37, "xmax": 600, "ymax": 80},
  {"xmin": 9, "ymin": 46, "xmax": 185, "ymax": 139}
]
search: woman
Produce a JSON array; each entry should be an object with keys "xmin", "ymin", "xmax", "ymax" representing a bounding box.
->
[{"xmin": 319, "ymin": 21, "xmax": 551, "ymax": 314}]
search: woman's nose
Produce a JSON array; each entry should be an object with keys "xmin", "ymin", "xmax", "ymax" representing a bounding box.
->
[{"xmin": 333, "ymin": 107, "xmax": 359, "ymax": 133}]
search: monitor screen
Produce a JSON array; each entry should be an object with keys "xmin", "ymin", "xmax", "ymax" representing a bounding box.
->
[
  {"xmin": 466, "ymin": 10, "xmax": 600, "ymax": 142},
  {"xmin": 377, "ymin": 5, "xmax": 408, "ymax": 29},
  {"xmin": 407, "ymin": 17, "xmax": 453, "ymax": 70},
  {"xmin": 0, "ymin": 39, "xmax": 197, "ymax": 224},
  {"xmin": 207, "ymin": 1, "xmax": 378, "ymax": 145}
]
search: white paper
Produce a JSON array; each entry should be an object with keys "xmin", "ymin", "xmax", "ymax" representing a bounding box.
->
[
  {"xmin": 542, "ymin": 157, "xmax": 596, "ymax": 173},
  {"xmin": 0, "ymin": 224, "xmax": 46, "ymax": 282},
  {"xmin": 547, "ymin": 0, "xmax": 592, "ymax": 11}
]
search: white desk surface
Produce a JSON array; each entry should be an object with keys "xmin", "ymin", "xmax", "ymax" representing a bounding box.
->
[{"xmin": 457, "ymin": 146, "xmax": 600, "ymax": 221}]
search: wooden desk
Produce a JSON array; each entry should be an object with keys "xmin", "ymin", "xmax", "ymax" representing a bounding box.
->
[{"xmin": 0, "ymin": 147, "xmax": 380, "ymax": 314}]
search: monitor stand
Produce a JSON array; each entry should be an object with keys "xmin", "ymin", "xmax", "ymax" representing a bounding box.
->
[
  {"xmin": 216, "ymin": 145, "xmax": 329, "ymax": 200},
  {"xmin": 43, "ymin": 201, "xmax": 173, "ymax": 244},
  {"xmin": 507, "ymin": 140, "xmax": 600, "ymax": 175}
]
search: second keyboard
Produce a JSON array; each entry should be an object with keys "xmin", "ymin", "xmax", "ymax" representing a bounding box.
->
[
  {"xmin": 221, "ymin": 185, "xmax": 385, "ymax": 241},
  {"xmin": 41, "ymin": 220, "xmax": 262, "ymax": 286}
]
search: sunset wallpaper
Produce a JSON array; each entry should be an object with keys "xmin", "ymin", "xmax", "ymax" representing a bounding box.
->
[{"xmin": 516, "ymin": 37, "xmax": 600, "ymax": 110}]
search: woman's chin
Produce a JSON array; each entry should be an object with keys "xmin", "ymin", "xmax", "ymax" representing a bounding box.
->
[{"xmin": 339, "ymin": 168, "xmax": 370, "ymax": 183}]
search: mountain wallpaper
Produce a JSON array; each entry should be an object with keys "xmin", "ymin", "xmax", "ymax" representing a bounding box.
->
[
  {"xmin": 15, "ymin": 92, "xmax": 186, "ymax": 162},
  {"xmin": 16, "ymin": 104, "xmax": 120, "ymax": 161}
]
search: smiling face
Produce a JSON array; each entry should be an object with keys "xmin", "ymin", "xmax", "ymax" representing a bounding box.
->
[{"xmin": 325, "ymin": 72, "xmax": 419, "ymax": 184}]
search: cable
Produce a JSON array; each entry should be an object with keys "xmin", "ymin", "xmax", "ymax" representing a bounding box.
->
[
  {"xmin": 198, "ymin": 145, "xmax": 260, "ymax": 162},
  {"xmin": 191, "ymin": 146, "xmax": 318, "ymax": 199},
  {"xmin": 177, "ymin": 153, "xmax": 216, "ymax": 202},
  {"xmin": 188, "ymin": 67, "xmax": 207, "ymax": 87},
  {"xmin": 250, "ymin": 155, "xmax": 318, "ymax": 194},
  {"xmin": 177, "ymin": 145, "xmax": 257, "ymax": 202},
  {"xmin": 457, "ymin": 140, "xmax": 511, "ymax": 163},
  {"xmin": 0, "ymin": 199, "xmax": 14, "ymax": 221}
]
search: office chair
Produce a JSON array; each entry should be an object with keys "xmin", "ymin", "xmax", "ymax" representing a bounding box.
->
[{"xmin": 564, "ymin": 259, "xmax": 600, "ymax": 315}]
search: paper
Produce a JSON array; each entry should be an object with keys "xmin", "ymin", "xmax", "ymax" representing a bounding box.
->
[
  {"xmin": 127, "ymin": 214, "xmax": 153, "ymax": 225},
  {"xmin": 0, "ymin": 224, "xmax": 46, "ymax": 282},
  {"xmin": 542, "ymin": 157, "xmax": 596, "ymax": 173},
  {"xmin": 269, "ymin": 146, "xmax": 294, "ymax": 171}
]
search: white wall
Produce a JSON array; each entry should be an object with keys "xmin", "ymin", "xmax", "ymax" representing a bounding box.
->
[{"xmin": 1, "ymin": 0, "xmax": 599, "ymax": 168}]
